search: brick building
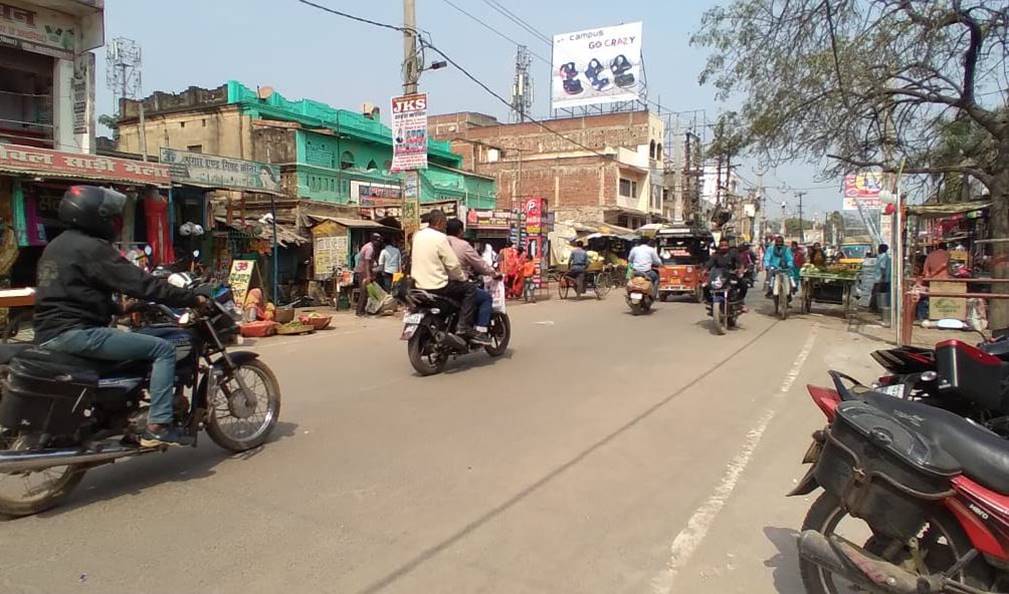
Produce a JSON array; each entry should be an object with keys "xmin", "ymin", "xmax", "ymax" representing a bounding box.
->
[{"xmin": 429, "ymin": 110, "xmax": 669, "ymax": 230}]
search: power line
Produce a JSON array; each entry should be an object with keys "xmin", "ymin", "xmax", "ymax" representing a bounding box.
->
[
  {"xmin": 422, "ymin": 40, "xmax": 610, "ymax": 159},
  {"xmin": 295, "ymin": 0, "xmax": 610, "ymax": 160},
  {"xmin": 479, "ymin": 0, "xmax": 552, "ymax": 47},
  {"xmin": 296, "ymin": 0, "xmax": 409, "ymax": 33},
  {"xmin": 440, "ymin": 0, "xmax": 550, "ymax": 64}
]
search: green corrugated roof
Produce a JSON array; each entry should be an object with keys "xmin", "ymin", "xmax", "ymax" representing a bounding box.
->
[{"xmin": 226, "ymin": 81, "xmax": 460, "ymax": 165}]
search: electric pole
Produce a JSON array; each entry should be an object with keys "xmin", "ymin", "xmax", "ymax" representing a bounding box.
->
[
  {"xmin": 796, "ymin": 191, "xmax": 806, "ymax": 243},
  {"xmin": 403, "ymin": 0, "xmax": 419, "ymax": 94}
]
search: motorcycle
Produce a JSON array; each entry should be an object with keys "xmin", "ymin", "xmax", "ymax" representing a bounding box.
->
[
  {"xmin": 625, "ymin": 272, "xmax": 655, "ymax": 315},
  {"xmin": 767, "ymin": 266, "xmax": 793, "ymax": 320},
  {"xmin": 704, "ymin": 267, "xmax": 744, "ymax": 335},
  {"xmin": 0, "ymin": 294, "xmax": 281, "ymax": 517},
  {"xmin": 871, "ymin": 337, "xmax": 1009, "ymax": 437},
  {"xmin": 396, "ymin": 278, "xmax": 511, "ymax": 376},
  {"xmin": 790, "ymin": 371, "xmax": 1009, "ymax": 593}
]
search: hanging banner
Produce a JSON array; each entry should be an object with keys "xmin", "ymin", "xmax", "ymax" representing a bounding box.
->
[
  {"xmin": 551, "ymin": 22, "xmax": 644, "ymax": 110},
  {"xmin": 390, "ymin": 93, "xmax": 428, "ymax": 171},
  {"xmin": 160, "ymin": 147, "xmax": 280, "ymax": 193}
]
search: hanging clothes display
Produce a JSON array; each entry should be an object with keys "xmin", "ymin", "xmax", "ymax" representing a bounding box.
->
[{"xmin": 144, "ymin": 192, "xmax": 175, "ymax": 265}]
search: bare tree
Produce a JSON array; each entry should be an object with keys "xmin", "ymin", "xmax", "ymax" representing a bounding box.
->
[{"xmin": 694, "ymin": 0, "xmax": 1009, "ymax": 323}]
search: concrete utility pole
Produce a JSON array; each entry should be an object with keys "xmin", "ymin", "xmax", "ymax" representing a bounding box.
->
[
  {"xmin": 403, "ymin": 0, "xmax": 419, "ymax": 95},
  {"xmin": 796, "ymin": 191, "xmax": 806, "ymax": 243}
]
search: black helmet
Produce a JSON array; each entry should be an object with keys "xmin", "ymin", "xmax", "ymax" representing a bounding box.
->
[{"xmin": 59, "ymin": 185, "xmax": 127, "ymax": 240}]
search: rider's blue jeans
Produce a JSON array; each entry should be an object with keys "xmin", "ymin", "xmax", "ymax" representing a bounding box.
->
[
  {"xmin": 474, "ymin": 288, "xmax": 492, "ymax": 329},
  {"xmin": 43, "ymin": 327, "xmax": 177, "ymax": 425}
]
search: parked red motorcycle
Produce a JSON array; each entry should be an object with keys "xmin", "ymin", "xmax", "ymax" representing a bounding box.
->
[{"xmin": 791, "ymin": 371, "xmax": 1009, "ymax": 593}]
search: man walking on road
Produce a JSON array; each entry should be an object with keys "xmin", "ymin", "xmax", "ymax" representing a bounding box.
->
[{"xmin": 355, "ymin": 233, "xmax": 382, "ymax": 317}]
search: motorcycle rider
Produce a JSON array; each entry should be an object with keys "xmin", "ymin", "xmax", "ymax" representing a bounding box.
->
[
  {"xmin": 627, "ymin": 237, "xmax": 662, "ymax": 298},
  {"xmin": 445, "ymin": 218, "xmax": 500, "ymax": 345},
  {"xmin": 705, "ymin": 238, "xmax": 748, "ymax": 300},
  {"xmin": 410, "ymin": 209, "xmax": 478, "ymax": 339},
  {"xmin": 33, "ymin": 186, "xmax": 208, "ymax": 448},
  {"xmin": 763, "ymin": 234, "xmax": 796, "ymax": 297}
]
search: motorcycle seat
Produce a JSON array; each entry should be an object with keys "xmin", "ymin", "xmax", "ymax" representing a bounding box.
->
[
  {"xmin": 863, "ymin": 391, "xmax": 1009, "ymax": 493},
  {"xmin": 0, "ymin": 343, "xmax": 32, "ymax": 365},
  {"xmin": 981, "ymin": 339, "xmax": 1009, "ymax": 360},
  {"xmin": 13, "ymin": 348, "xmax": 145, "ymax": 379},
  {"xmin": 409, "ymin": 290, "xmax": 460, "ymax": 311}
]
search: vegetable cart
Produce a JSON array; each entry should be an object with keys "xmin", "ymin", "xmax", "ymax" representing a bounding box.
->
[{"xmin": 799, "ymin": 269, "xmax": 858, "ymax": 317}]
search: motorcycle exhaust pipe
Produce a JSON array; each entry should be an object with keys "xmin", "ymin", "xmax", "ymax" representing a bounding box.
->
[
  {"xmin": 797, "ymin": 530, "xmax": 940, "ymax": 594},
  {"xmin": 0, "ymin": 444, "xmax": 154, "ymax": 473}
]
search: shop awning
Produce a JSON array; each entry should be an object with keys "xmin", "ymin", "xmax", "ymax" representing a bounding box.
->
[
  {"xmin": 906, "ymin": 200, "xmax": 990, "ymax": 217},
  {"xmin": 215, "ymin": 216, "xmax": 308, "ymax": 246},
  {"xmin": 306, "ymin": 214, "xmax": 399, "ymax": 231},
  {"xmin": 0, "ymin": 144, "xmax": 172, "ymax": 187}
]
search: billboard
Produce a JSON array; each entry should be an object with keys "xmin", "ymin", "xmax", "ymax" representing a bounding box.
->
[
  {"xmin": 390, "ymin": 93, "xmax": 428, "ymax": 171},
  {"xmin": 843, "ymin": 171, "xmax": 883, "ymax": 210},
  {"xmin": 551, "ymin": 22, "xmax": 643, "ymax": 110}
]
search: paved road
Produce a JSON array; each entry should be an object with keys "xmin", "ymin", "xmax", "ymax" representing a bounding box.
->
[{"xmin": 0, "ymin": 294, "xmax": 887, "ymax": 593}]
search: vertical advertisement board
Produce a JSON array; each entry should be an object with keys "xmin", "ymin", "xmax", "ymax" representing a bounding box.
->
[{"xmin": 390, "ymin": 93, "xmax": 428, "ymax": 172}]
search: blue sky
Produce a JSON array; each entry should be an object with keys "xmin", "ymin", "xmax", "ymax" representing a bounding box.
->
[{"xmin": 97, "ymin": 0, "xmax": 839, "ymax": 215}]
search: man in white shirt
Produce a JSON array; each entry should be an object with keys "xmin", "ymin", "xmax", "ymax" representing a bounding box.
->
[
  {"xmin": 377, "ymin": 239, "xmax": 402, "ymax": 292},
  {"xmin": 411, "ymin": 209, "xmax": 478, "ymax": 336},
  {"xmin": 627, "ymin": 237, "xmax": 662, "ymax": 298}
]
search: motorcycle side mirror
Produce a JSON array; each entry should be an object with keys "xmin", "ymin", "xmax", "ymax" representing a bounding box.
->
[
  {"xmin": 193, "ymin": 249, "xmax": 200, "ymax": 258},
  {"xmin": 178, "ymin": 311, "xmax": 191, "ymax": 325},
  {"xmin": 144, "ymin": 245, "xmax": 153, "ymax": 256}
]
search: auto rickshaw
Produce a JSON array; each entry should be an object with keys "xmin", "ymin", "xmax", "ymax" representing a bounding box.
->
[{"xmin": 654, "ymin": 226, "xmax": 714, "ymax": 302}]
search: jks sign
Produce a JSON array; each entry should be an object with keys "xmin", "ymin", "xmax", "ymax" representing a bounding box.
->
[
  {"xmin": 0, "ymin": 1, "xmax": 80, "ymax": 59},
  {"xmin": 390, "ymin": 93, "xmax": 428, "ymax": 172}
]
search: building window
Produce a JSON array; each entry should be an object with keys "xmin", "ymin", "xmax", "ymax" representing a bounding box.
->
[
  {"xmin": 202, "ymin": 119, "xmax": 207, "ymax": 127},
  {"xmin": 487, "ymin": 148, "xmax": 500, "ymax": 163},
  {"xmin": 179, "ymin": 121, "xmax": 185, "ymax": 128},
  {"xmin": 187, "ymin": 144, "xmax": 202, "ymax": 153},
  {"xmin": 383, "ymin": 160, "xmax": 392, "ymax": 171},
  {"xmin": 619, "ymin": 178, "xmax": 637, "ymax": 198},
  {"xmin": 657, "ymin": 143, "xmax": 663, "ymax": 160},
  {"xmin": 340, "ymin": 151, "xmax": 354, "ymax": 170},
  {"xmin": 366, "ymin": 159, "xmax": 377, "ymax": 170},
  {"xmin": 649, "ymin": 140, "xmax": 656, "ymax": 159}
]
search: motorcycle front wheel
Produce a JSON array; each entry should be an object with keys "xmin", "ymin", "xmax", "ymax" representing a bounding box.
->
[
  {"xmin": 206, "ymin": 359, "xmax": 282, "ymax": 452},
  {"xmin": 799, "ymin": 491, "xmax": 989, "ymax": 594},
  {"xmin": 0, "ymin": 432, "xmax": 86, "ymax": 517},
  {"xmin": 713, "ymin": 301, "xmax": 725, "ymax": 335}
]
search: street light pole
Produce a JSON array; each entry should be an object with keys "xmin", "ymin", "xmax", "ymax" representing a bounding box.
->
[{"xmin": 796, "ymin": 191, "xmax": 806, "ymax": 243}]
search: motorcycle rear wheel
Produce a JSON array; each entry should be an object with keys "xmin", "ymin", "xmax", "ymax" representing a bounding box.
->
[
  {"xmin": 0, "ymin": 432, "xmax": 86, "ymax": 518},
  {"xmin": 206, "ymin": 359, "xmax": 282, "ymax": 452},
  {"xmin": 777, "ymin": 276, "xmax": 789, "ymax": 320},
  {"xmin": 484, "ymin": 312, "xmax": 511, "ymax": 357},
  {"xmin": 408, "ymin": 326, "xmax": 448, "ymax": 376},
  {"xmin": 799, "ymin": 491, "xmax": 989, "ymax": 594}
]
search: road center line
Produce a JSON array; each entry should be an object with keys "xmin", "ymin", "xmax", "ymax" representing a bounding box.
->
[{"xmin": 650, "ymin": 326, "xmax": 818, "ymax": 594}]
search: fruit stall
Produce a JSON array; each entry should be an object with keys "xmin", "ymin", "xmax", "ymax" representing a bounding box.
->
[{"xmin": 799, "ymin": 262, "xmax": 861, "ymax": 316}]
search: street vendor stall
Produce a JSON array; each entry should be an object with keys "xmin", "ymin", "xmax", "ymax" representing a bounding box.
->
[{"xmin": 799, "ymin": 262, "xmax": 861, "ymax": 316}]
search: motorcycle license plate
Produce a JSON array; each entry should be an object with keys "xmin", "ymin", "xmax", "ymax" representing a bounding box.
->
[
  {"xmin": 401, "ymin": 313, "xmax": 423, "ymax": 340},
  {"xmin": 630, "ymin": 293, "xmax": 643, "ymax": 302},
  {"xmin": 875, "ymin": 383, "xmax": 906, "ymax": 399}
]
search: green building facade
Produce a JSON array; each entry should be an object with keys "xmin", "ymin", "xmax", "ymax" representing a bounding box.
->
[{"xmin": 226, "ymin": 81, "xmax": 495, "ymax": 209}]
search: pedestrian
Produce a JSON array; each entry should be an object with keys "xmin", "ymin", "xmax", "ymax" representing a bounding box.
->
[
  {"xmin": 499, "ymin": 241, "xmax": 518, "ymax": 297},
  {"xmin": 509, "ymin": 247, "xmax": 528, "ymax": 299},
  {"xmin": 377, "ymin": 237, "xmax": 402, "ymax": 292},
  {"xmin": 354, "ymin": 233, "xmax": 382, "ymax": 317},
  {"xmin": 876, "ymin": 243, "xmax": 892, "ymax": 312}
]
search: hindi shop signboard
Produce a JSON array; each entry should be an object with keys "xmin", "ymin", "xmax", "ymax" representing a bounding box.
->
[
  {"xmin": 551, "ymin": 22, "xmax": 644, "ymax": 110},
  {"xmin": 160, "ymin": 148, "xmax": 281, "ymax": 193},
  {"xmin": 390, "ymin": 93, "xmax": 428, "ymax": 172},
  {"xmin": 0, "ymin": 144, "xmax": 170, "ymax": 186},
  {"xmin": 843, "ymin": 171, "xmax": 883, "ymax": 211},
  {"xmin": 0, "ymin": 0, "xmax": 81, "ymax": 59}
]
